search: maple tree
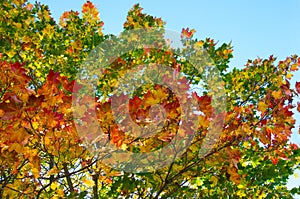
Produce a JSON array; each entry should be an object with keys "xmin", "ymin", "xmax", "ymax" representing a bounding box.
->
[{"xmin": 1, "ymin": 0, "xmax": 300, "ymax": 198}]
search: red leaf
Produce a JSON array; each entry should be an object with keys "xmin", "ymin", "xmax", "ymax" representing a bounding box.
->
[
  {"xmin": 296, "ymin": 82, "xmax": 300, "ymax": 94},
  {"xmin": 47, "ymin": 69, "xmax": 60, "ymax": 85},
  {"xmin": 282, "ymin": 106, "xmax": 294, "ymax": 117},
  {"xmin": 72, "ymin": 80, "xmax": 84, "ymax": 94},
  {"xmin": 271, "ymin": 157, "xmax": 278, "ymax": 165},
  {"xmin": 291, "ymin": 143, "xmax": 298, "ymax": 150},
  {"xmin": 181, "ymin": 28, "xmax": 196, "ymax": 39},
  {"xmin": 261, "ymin": 119, "xmax": 267, "ymax": 126}
]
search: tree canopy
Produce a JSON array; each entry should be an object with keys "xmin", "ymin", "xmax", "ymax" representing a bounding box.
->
[{"xmin": 1, "ymin": 1, "xmax": 300, "ymax": 198}]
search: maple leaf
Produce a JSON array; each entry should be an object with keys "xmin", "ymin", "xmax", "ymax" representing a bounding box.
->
[
  {"xmin": 271, "ymin": 90, "xmax": 282, "ymax": 99},
  {"xmin": 291, "ymin": 63, "xmax": 299, "ymax": 71},
  {"xmin": 1, "ymin": 2, "xmax": 300, "ymax": 198},
  {"xmin": 181, "ymin": 28, "xmax": 196, "ymax": 39},
  {"xmin": 296, "ymin": 82, "xmax": 300, "ymax": 94},
  {"xmin": 82, "ymin": 179, "xmax": 95, "ymax": 187},
  {"xmin": 271, "ymin": 157, "xmax": 279, "ymax": 165},
  {"xmin": 258, "ymin": 101, "xmax": 268, "ymax": 113}
]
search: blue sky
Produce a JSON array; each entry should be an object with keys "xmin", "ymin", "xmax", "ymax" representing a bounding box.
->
[
  {"xmin": 30, "ymin": 0, "xmax": 300, "ymax": 69},
  {"xmin": 29, "ymin": 0, "xmax": 300, "ymax": 195}
]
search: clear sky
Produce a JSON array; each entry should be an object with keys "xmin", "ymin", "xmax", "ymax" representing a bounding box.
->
[{"xmin": 29, "ymin": 0, "xmax": 300, "ymax": 195}]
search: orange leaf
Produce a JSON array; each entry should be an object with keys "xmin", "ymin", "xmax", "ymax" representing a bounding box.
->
[
  {"xmin": 266, "ymin": 126, "xmax": 272, "ymax": 137},
  {"xmin": 9, "ymin": 143, "xmax": 23, "ymax": 153},
  {"xmin": 0, "ymin": 109, "xmax": 4, "ymax": 117},
  {"xmin": 291, "ymin": 63, "xmax": 299, "ymax": 71},
  {"xmin": 272, "ymin": 90, "xmax": 282, "ymax": 99}
]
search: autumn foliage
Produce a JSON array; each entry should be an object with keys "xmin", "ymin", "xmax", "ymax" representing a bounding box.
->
[{"xmin": 1, "ymin": 1, "xmax": 300, "ymax": 198}]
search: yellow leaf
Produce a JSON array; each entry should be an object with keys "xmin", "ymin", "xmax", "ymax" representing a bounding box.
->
[
  {"xmin": 51, "ymin": 182, "xmax": 58, "ymax": 190},
  {"xmin": 237, "ymin": 184, "xmax": 244, "ymax": 189},
  {"xmin": 24, "ymin": 18, "xmax": 32, "ymax": 26},
  {"xmin": 153, "ymin": 88, "xmax": 168, "ymax": 102},
  {"xmin": 36, "ymin": 71, "xmax": 41, "ymax": 77},
  {"xmin": 258, "ymin": 193, "xmax": 267, "ymax": 199},
  {"xmin": 242, "ymin": 141, "xmax": 250, "ymax": 149},
  {"xmin": 237, "ymin": 190, "xmax": 246, "ymax": 197},
  {"xmin": 127, "ymin": 16, "xmax": 133, "ymax": 23},
  {"xmin": 223, "ymin": 49, "xmax": 231, "ymax": 55},
  {"xmin": 196, "ymin": 177, "xmax": 203, "ymax": 186},
  {"xmin": 35, "ymin": 62, "xmax": 41, "ymax": 69},
  {"xmin": 32, "ymin": 167, "xmax": 40, "ymax": 178},
  {"xmin": 121, "ymin": 144, "xmax": 127, "ymax": 151},
  {"xmin": 32, "ymin": 121, "xmax": 39, "ymax": 130},
  {"xmin": 22, "ymin": 36, "xmax": 31, "ymax": 43},
  {"xmin": 241, "ymin": 161, "xmax": 248, "ymax": 167},
  {"xmin": 83, "ymin": 179, "xmax": 95, "ymax": 187},
  {"xmin": 209, "ymin": 176, "xmax": 218, "ymax": 187},
  {"xmin": 258, "ymin": 101, "xmax": 268, "ymax": 113},
  {"xmin": 286, "ymin": 73, "xmax": 293, "ymax": 79},
  {"xmin": 14, "ymin": 22, "xmax": 22, "ymax": 29},
  {"xmin": 145, "ymin": 96, "xmax": 160, "ymax": 106},
  {"xmin": 45, "ymin": 167, "xmax": 59, "ymax": 177},
  {"xmin": 49, "ymin": 58, "xmax": 55, "ymax": 64},
  {"xmin": 7, "ymin": 51, "xmax": 16, "ymax": 58},
  {"xmin": 194, "ymin": 41, "xmax": 204, "ymax": 48},
  {"xmin": 56, "ymin": 189, "xmax": 64, "ymax": 197}
]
